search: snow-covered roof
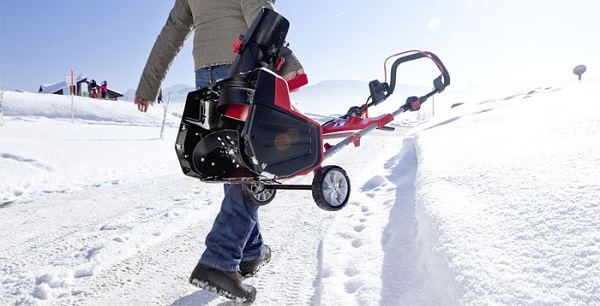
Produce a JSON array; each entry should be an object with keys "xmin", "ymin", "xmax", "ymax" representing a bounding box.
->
[{"xmin": 38, "ymin": 76, "xmax": 88, "ymax": 94}]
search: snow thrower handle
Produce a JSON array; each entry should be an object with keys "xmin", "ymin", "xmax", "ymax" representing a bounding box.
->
[
  {"xmin": 368, "ymin": 51, "xmax": 450, "ymax": 111},
  {"xmin": 228, "ymin": 8, "xmax": 290, "ymax": 78}
]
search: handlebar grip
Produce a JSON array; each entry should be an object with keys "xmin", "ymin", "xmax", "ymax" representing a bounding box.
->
[{"xmin": 387, "ymin": 51, "xmax": 450, "ymax": 96}]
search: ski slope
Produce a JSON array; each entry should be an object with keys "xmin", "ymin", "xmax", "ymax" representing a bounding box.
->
[{"xmin": 0, "ymin": 81, "xmax": 598, "ymax": 305}]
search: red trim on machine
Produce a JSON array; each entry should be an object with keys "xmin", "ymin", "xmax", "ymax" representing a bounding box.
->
[{"xmin": 224, "ymin": 104, "xmax": 250, "ymax": 121}]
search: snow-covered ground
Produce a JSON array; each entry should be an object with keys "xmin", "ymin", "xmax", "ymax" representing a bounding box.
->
[{"xmin": 0, "ymin": 81, "xmax": 598, "ymax": 305}]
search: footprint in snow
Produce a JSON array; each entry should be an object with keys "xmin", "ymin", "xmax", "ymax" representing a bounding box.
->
[{"xmin": 361, "ymin": 175, "xmax": 389, "ymax": 192}]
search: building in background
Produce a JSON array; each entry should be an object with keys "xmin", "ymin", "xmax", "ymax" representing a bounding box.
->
[{"xmin": 39, "ymin": 75, "xmax": 123, "ymax": 100}]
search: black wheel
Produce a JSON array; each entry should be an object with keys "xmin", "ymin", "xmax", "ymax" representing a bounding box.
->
[
  {"xmin": 242, "ymin": 183, "xmax": 276, "ymax": 206},
  {"xmin": 312, "ymin": 166, "xmax": 350, "ymax": 211}
]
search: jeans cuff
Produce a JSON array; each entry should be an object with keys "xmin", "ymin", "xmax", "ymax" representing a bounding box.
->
[{"xmin": 199, "ymin": 257, "xmax": 239, "ymax": 272}]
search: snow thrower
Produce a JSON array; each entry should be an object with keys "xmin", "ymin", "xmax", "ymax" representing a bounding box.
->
[{"xmin": 175, "ymin": 8, "xmax": 450, "ymax": 211}]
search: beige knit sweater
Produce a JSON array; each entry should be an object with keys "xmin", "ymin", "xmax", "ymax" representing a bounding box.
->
[{"xmin": 135, "ymin": 0, "xmax": 302, "ymax": 101}]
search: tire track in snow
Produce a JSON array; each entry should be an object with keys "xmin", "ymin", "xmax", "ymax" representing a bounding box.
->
[
  {"xmin": 79, "ymin": 180, "xmax": 336, "ymax": 305},
  {"xmin": 0, "ymin": 174, "xmax": 220, "ymax": 306},
  {"xmin": 0, "ymin": 153, "xmax": 55, "ymax": 172},
  {"xmin": 75, "ymin": 218, "xmax": 218, "ymax": 305},
  {"xmin": 250, "ymin": 185, "xmax": 336, "ymax": 305}
]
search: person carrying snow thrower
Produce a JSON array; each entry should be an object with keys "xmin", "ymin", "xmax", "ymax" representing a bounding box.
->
[{"xmin": 134, "ymin": 0, "xmax": 304, "ymax": 303}]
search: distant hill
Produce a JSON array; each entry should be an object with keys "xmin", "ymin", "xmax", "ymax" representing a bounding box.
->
[{"xmin": 292, "ymin": 79, "xmax": 429, "ymax": 117}]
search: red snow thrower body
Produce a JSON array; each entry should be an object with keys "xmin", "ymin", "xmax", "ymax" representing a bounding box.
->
[{"xmin": 175, "ymin": 9, "xmax": 450, "ymax": 210}]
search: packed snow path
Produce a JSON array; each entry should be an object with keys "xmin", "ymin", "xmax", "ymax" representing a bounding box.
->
[{"xmin": 1, "ymin": 99, "xmax": 425, "ymax": 305}]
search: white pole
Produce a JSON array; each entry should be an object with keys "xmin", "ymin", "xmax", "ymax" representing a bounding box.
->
[
  {"xmin": 0, "ymin": 91, "xmax": 5, "ymax": 127},
  {"xmin": 159, "ymin": 92, "xmax": 171, "ymax": 140}
]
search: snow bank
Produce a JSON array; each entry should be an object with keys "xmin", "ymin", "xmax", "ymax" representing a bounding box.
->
[
  {"xmin": 408, "ymin": 84, "xmax": 600, "ymax": 305},
  {"xmin": 2, "ymin": 91, "xmax": 176, "ymax": 125},
  {"xmin": 0, "ymin": 91, "xmax": 182, "ymax": 204}
]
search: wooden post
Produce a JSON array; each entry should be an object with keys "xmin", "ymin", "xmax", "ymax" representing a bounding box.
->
[{"xmin": 70, "ymin": 70, "xmax": 75, "ymax": 123}]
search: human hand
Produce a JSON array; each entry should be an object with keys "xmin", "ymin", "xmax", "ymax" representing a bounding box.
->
[
  {"xmin": 134, "ymin": 96, "xmax": 154, "ymax": 113},
  {"xmin": 282, "ymin": 68, "xmax": 305, "ymax": 92},
  {"xmin": 282, "ymin": 68, "xmax": 305, "ymax": 82}
]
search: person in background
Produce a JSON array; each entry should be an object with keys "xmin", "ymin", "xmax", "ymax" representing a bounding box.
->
[
  {"xmin": 100, "ymin": 81, "xmax": 108, "ymax": 99},
  {"xmin": 89, "ymin": 80, "xmax": 99, "ymax": 99},
  {"xmin": 133, "ymin": 1, "xmax": 304, "ymax": 303}
]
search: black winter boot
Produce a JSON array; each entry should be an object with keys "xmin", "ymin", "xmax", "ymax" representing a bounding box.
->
[
  {"xmin": 240, "ymin": 245, "xmax": 272, "ymax": 278},
  {"xmin": 189, "ymin": 263, "xmax": 256, "ymax": 304}
]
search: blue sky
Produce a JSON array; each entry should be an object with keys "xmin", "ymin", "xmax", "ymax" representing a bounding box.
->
[{"xmin": 2, "ymin": 0, "xmax": 600, "ymax": 95}]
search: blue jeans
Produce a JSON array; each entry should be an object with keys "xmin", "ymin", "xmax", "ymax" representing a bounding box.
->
[
  {"xmin": 196, "ymin": 65, "xmax": 264, "ymax": 271},
  {"xmin": 195, "ymin": 64, "xmax": 232, "ymax": 89}
]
